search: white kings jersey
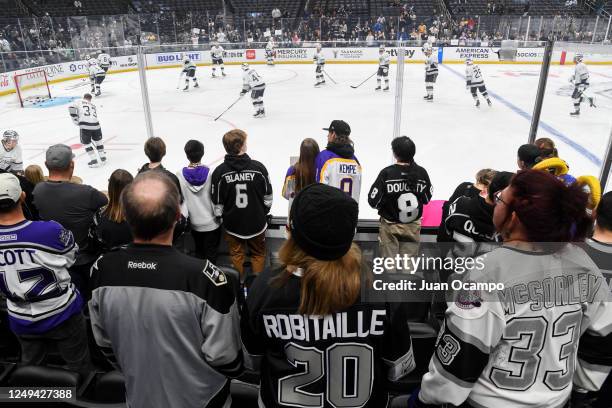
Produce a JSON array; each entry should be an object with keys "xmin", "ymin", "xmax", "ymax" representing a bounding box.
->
[
  {"xmin": 466, "ymin": 64, "xmax": 484, "ymax": 87},
  {"xmin": 573, "ymin": 62, "xmax": 589, "ymax": 86},
  {"xmin": 265, "ymin": 41, "xmax": 274, "ymax": 51},
  {"xmin": 314, "ymin": 50, "xmax": 325, "ymax": 65},
  {"xmin": 242, "ymin": 69, "xmax": 265, "ymax": 90},
  {"xmin": 418, "ymin": 244, "xmax": 612, "ymax": 408},
  {"xmin": 97, "ymin": 53, "xmax": 111, "ymax": 68},
  {"xmin": 88, "ymin": 63, "xmax": 105, "ymax": 80},
  {"xmin": 68, "ymin": 100, "xmax": 101, "ymax": 130},
  {"xmin": 425, "ymin": 54, "xmax": 438, "ymax": 75},
  {"xmin": 379, "ymin": 51, "xmax": 390, "ymax": 67},
  {"xmin": 0, "ymin": 142, "xmax": 23, "ymax": 172},
  {"xmin": 183, "ymin": 59, "xmax": 196, "ymax": 71},
  {"xmin": 211, "ymin": 46, "xmax": 224, "ymax": 59}
]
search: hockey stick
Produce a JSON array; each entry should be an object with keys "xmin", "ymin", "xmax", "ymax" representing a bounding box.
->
[
  {"xmin": 323, "ymin": 70, "xmax": 337, "ymax": 84},
  {"xmin": 176, "ymin": 71, "xmax": 185, "ymax": 89},
  {"xmin": 350, "ymin": 72, "xmax": 377, "ymax": 89},
  {"xmin": 213, "ymin": 95, "xmax": 244, "ymax": 121}
]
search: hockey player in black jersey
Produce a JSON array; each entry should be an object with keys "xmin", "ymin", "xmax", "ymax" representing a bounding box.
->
[
  {"xmin": 210, "ymin": 129, "xmax": 272, "ymax": 277},
  {"xmin": 242, "ymin": 183, "xmax": 416, "ymax": 408},
  {"xmin": 368, "ymin": 136, "xmax": 432, "ymax": 268}
]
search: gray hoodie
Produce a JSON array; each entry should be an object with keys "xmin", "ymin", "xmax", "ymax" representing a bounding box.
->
[{"xmin": 177, "ymin": 165, "xmax": 220, "ymax": 232}]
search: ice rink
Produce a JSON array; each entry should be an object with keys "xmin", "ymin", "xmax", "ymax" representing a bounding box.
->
[{"xmin": 1, "ymin": 61, "xmax": 610, "ymax": 219}]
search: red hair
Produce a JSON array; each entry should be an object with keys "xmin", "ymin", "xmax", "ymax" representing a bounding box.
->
[{"xmin": 509, "ymin": 170, "xmax": 591, "ymax": 242}]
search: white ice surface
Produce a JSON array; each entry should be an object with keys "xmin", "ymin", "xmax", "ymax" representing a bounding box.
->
[{"xmin": 1, "ymin": 62, "xmax": 610, "ymax": 219}]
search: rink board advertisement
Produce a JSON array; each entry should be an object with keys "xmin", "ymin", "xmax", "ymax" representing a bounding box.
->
[{"xmin": 1, "ymin": 47, "xmax": 611, "ymax": 96}]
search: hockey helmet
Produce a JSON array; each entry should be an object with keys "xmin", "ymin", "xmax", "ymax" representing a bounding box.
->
[
  {"xmin": 315, "ymin": 42, "xmax": 322, "ymax": 50},
  {"xmin": 465, "ymin": 57, "xmax": 473, "ymax": 65},
  {"xmin": 241, "ymin": 62, "xmax": 249, "ymax": 71},
  {"xmin": 379, "ymin": 44, "xmax": 385, "ymax": 53},
  {"xmin": 574, "ymin": 53, "xmax": 584, "ymax": 63},
  {"xmin": 2, "ymin": 130, "xmax": 19, "ymax": 142}
]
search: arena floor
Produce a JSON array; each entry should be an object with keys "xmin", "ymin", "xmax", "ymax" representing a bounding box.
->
[{"xmin": 1, "ymin": 62, "xmax": 610, "ymax": 219}]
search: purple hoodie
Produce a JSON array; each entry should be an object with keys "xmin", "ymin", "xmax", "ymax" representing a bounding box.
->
[{"xmin": 182, "ymin": 166, "xmax": 210, "ymax": 192}]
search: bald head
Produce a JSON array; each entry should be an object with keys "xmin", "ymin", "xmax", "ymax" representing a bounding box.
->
[{"xmin": 121, "ymin": 171, "xmax": 180, "ymax": 241}]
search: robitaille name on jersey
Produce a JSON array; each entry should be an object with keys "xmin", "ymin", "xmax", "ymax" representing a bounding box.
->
[
  {"xmin": 224, "ymin": 172, "xmax": 256, "ymax": 183},
  {"xmin": 263, "ymin": 310, "xmax": 386, "ymax": 341}
]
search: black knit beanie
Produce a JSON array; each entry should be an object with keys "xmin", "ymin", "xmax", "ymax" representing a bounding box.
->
[{"xmin": 289, "ymin": 183, "xmax": 359, "ymax": 260}]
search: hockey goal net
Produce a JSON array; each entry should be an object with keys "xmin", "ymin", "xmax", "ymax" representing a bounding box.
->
[{"xmin": 14, "ymin": 70, "xmax": 52, "ymax": 107}]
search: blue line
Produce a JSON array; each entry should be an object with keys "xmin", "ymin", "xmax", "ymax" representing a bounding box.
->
[{"xmin": 440, "ymin": 64, "xmax": 602, "ymax": 167}]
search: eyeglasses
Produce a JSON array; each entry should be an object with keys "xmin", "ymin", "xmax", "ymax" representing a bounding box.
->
[{"xmin": 494, "ymin": 191, "xmax": 507, "ymax": 206}]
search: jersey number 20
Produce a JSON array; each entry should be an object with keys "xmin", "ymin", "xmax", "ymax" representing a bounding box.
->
[{"xmin": 279, "ymin": 342, "xmax": 374, "ymax": 407}]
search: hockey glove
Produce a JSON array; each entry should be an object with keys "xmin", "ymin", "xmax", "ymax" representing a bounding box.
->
[{"xmin": 240, "ymin": 90, "xmax": 247, "ymax": 96}]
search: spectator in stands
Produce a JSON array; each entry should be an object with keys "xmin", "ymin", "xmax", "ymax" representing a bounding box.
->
[
  {"xmin": 517, "ymin": 143, "xmax": 542, "ymax": 170},
  {"xmin": 586, "ymin": 190, "xmax": 612, "ymax": 281},
  {"xmin": 438, "ymin": 170, "xmax": 513, "ymax": 244},
  {"xmin": 534, "ymin": 137, "xmax": 558, "ymax": 158},
  {"xmin": 272, "ymin": 7, "xmax": 282, "ymax": 20},
  {"xmin": 211, "ymin": 129, "xmax": 272, "ymax": 277},
  {"xmin": 368, "ymin": 136, "xmax": 432, "ymax": 269},
  {"xmin": 88, "ymin": 169, "xmax": 133, "ymax": 254},
  {"xmin": 176, "ymin": 140, "xmax": 221, "ymax": 263},
  {"xmin": 413, "ymin": 170, "xmax": 612, "ymax": 408},
  {"xmin": 282, "ymin": 138, "xmax": 320, "ymax": 213},
  {"xmin": 34, "ymin": 144, "xmax": 107, "ymax": 295},
  {"xmin": 0, "ymin": 173, "xmax": 91, "ymax": 373},
  {"xmin": 25, "ymin": 164, "xmax": 45, "ymax": 185},
  {"xmin": 315, "ymin": 120, "xmax": 361, "ymax": 203},
  {"xmin": 89, "ymin": 171, "xmax": 242, "ymax": 408},
  {"xmin": 584, "ymin": 191, "xmax": 612, "ymax": 405},
  {"xmin": 137, "ymin": 137, "xmax": 181, "ymax": 195},
  {"xmin": 242, "ymin": 183, "xmax": 415, "ymax": 406}
]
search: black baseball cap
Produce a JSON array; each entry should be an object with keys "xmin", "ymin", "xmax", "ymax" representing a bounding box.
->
[{"xmin": 323, "ymin": 120, "xmax": 351, "ymax": 136}]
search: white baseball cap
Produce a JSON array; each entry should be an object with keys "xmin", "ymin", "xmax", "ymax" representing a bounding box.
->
[{"xmin": 0, "ymin": 173, "xmax": 22, "ymax": 203}]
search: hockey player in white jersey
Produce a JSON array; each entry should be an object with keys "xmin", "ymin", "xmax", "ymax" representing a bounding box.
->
[
  {"xmin": 265, "ymin": 39, "xmax": 275, "ymax": 66},
  {"xmin": 97, "ymin": 51, "xmax": 111, "ymax": 73},
  {"xmin": 210, "ymin": 42, "xmax": 226, "ymax": 78},
  {"xmin": 465, "ymin": 57, "xmax": 492, "ymax": 107},
  {"xmin": 68, "ymin": 94, "xmax": 106, "ymax": 168},
  {"xmin": 313, "ymin": 43, "xmax": 326, "ymax": 86},
  {"xmin": 570, "ymin": 53, "xmax": 596, "ymax": 116},
  {"xmin": 240, "ymin": 63, "xmax": 266, "ymax": 118},
  {"xmin": 88, "ymin": 59, "xmax": 106, "ymax": 96},
  {"xmin": 0, "ymin": 130, "xmax": 23, "ymax": 173},
  {"xmin": 181, "ymin": 55, "xmax": 199, "ymax": 91},
  {"xmin": 423, "ymin": 43, "xmax": 438, "ymax": 101},
  {"xmin": 376, "ymin": 44, "xmax": 390, "ymax": 91}
]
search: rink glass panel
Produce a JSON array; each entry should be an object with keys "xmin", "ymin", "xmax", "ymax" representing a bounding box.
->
[
  {"xmin": 139, "ymin": 42, "xmax": 397, "ymax": 218},
  {"xmin": 537, "ymin": 42, "xmax": 612, "ymax": 190}
]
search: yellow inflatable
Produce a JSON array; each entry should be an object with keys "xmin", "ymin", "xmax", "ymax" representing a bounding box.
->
[
  {"xmin": 532, "ymin": 157, "xmax": 569, "ymax": 176},
  {"xmin": 575, "ymin": 175, "xmax": 602, "ymax": 209}
]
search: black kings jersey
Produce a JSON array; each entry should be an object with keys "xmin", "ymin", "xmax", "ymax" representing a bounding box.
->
[
  {"xmin": 242, "ymin": 267, "xmax": 415, "ymax": 408},
  {"xmin": 211, "ymin": 153, "xmax": 272, "ymax": 239},
  {"xmin": 368, "ymin": 163, "xmax": 432, "ymax": 224}
]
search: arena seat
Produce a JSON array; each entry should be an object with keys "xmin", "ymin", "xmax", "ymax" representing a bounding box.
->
[
  {"xmin": 8, "ymin": 365, "xmax": 83, "ymax": 388},
  {"xmin": 92, "ymin": 371, "xmax": 126, "ymax": 403}
]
